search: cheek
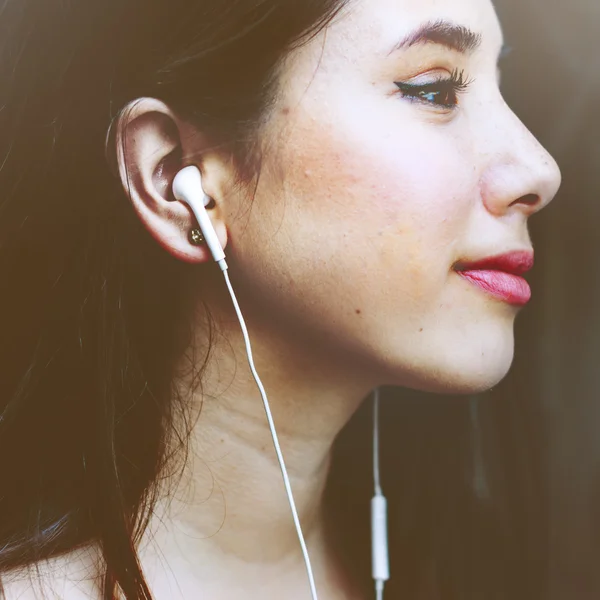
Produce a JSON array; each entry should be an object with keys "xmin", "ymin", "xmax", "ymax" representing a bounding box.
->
[{"xmin": 274, "ymin": 105, "xmax": 477, "ymax": 305}]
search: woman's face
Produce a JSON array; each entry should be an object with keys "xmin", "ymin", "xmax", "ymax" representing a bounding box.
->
[{"xmin": 225, "ymin": 0, "xmax": 561, "ymax": 393}]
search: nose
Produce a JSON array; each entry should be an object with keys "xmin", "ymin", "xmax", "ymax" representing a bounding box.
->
[{"xmin": 480, "ymin": 100, "xmax": 562, "ymax": 218}]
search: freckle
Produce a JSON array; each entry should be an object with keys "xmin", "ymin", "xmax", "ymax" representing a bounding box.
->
[
  {"xmin": 282, "ymin": 107, "xmax": 290, "ymax": 115},
  {"xmin": 419, "ymin": 328, "xmax": 423, "ymax": 332}
]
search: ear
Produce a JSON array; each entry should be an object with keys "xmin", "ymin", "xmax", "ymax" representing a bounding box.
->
[{"xmin": 109, "ymin": 97, "xmax": 230, "ymax": 264}]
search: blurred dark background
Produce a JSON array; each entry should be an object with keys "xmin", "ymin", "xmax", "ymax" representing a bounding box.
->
[
  {"xmin": 497, "ymin": 0, "xmax": 600, "ymax": 597},
  {"xmin": 329, "ymin": 2, "xmax": 600, "ymax": 598}
]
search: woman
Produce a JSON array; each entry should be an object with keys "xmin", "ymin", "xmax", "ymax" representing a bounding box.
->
[{"xmin": 0, "ymin": 0, "xmax": 561, "ymax": 598}]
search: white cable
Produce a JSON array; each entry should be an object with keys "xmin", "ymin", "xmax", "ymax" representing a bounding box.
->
[
  {"xmin": 222, "ymin": 268, "xmax": 319, "ymax": 600},
  {"xmin": 373, "ymin": 388, "xmax": 382, "ymax": 496},
  {"xmin": 372, "ymin": 388, "xmax": 389, "ymax": 600}
]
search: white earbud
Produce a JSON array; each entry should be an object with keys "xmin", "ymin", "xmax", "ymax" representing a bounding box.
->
[{"xmin": 172, "ymin": 165, "xmax": 227, "ymax": 271}]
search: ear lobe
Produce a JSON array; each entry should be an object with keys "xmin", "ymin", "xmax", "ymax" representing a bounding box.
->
[{"xmin": 109, "ymin": 97, "xmax": 228, "ymax": 264}]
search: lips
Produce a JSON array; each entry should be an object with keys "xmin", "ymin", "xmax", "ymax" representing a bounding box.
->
[{"xmin": 454, "ymin": 250, "xmax": 534, "ymax": 306}]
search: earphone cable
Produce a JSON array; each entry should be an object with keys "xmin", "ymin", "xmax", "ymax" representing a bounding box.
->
[
  {"xmin": 373, "ymin": 387, "xmax": 382, "ymax": 496},
  {"xmin": 372, "ymin": 387, "xmax": 388, "ymax": 600},
  {"xmin": 222, "ymin": 268, "xmax": 319, "ymax": 600}
]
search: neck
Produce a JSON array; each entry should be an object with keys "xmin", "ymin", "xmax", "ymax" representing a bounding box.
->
[{"xmin": 139, "ymin": 279, "xmax": 374, "ymax": 596}]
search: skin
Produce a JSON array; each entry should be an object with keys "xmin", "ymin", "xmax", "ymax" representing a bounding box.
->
[{"xmin": 3, "ymin": 0, "xmax": 561, "ymax": 598}]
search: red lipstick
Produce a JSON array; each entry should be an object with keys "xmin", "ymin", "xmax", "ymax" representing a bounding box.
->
[{"xmin": 454, "ymin": 250, "xmax": 534, "ymax": 306}]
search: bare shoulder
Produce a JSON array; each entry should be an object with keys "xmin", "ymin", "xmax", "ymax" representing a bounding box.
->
[{"xmin": 0, "ymin": 545, "xmax": 103, "ymax": 600}]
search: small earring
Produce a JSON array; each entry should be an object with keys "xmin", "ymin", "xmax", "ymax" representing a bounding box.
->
[{"xmin": 189, "ymin": 228, "xmax": 205, "ymax": 246}]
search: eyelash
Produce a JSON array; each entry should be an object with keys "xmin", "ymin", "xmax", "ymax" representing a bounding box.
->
[{"xmin": 394, "ymin": 69, "xmax": 473, "ymax": 109}]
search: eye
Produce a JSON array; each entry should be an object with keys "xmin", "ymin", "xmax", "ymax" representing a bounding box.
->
[{"xmin": 394, "ymin": 69, "xmax": 473, "ymax": 109}]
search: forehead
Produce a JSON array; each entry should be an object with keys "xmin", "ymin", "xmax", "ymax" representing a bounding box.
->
[{"xmin": 321, "ymin": 0, "xmax": 502, "ymax": 59}]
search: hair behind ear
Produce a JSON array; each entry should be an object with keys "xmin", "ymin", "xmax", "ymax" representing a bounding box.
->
[{"xmin": 0, "ymin": 1, "xmax": 350, "ymax": 599}]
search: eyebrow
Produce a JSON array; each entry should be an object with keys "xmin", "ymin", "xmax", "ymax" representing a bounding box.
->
[{"xmin": 389, "ymin": 19, "xmax": 483, "ymax": 55}]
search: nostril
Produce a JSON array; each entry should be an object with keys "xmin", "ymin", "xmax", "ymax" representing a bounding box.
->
[{"xmin": 510, "ymin": 193, "xmax": 539, "ymax": 208}]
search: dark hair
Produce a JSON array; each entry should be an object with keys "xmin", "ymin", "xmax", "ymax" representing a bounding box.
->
[
  {"xmin": 0, "ymin": 1, "xmax": 348, "ymax": 598},
  {"xmin": 0, "ymin": 1, "xmax": 550, "ymax": 600}
]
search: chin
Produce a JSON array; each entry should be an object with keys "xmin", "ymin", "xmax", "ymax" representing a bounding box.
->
[
  {"xmin": 406, "ymin": 357, "xmax": 514, "ymax": 395},
  {"xmin": 386, "ymin": 330, "xmax": 516, "ymax": 395},
  {"xmin": 440, "ymin": 356, "xmax": 514, "ymax": 394}
]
